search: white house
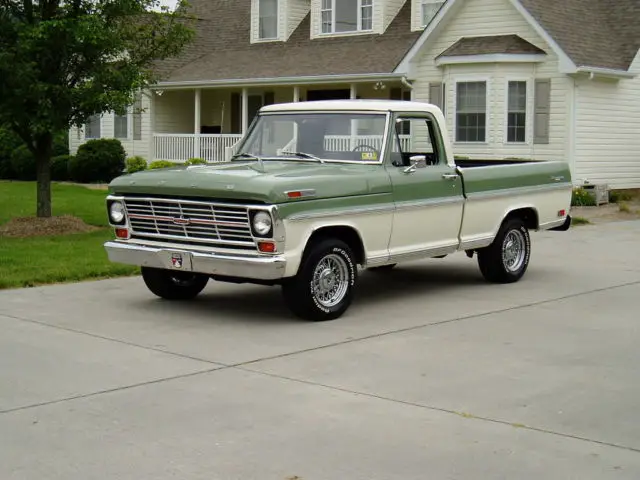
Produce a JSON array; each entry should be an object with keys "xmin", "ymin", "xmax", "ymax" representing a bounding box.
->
[{"xmin": 69, "ymin": 0, "xmax": 640, "ymax": 189}]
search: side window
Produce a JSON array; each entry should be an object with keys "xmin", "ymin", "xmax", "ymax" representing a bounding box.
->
[{"xmin": 390, "ymin": 115, "xmax": 441, "ymax": 167}]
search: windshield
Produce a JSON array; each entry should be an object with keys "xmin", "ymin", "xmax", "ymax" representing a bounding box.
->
[{"xmin": 234, "ymin": 112, "xmax": 388, "ymax": 163}]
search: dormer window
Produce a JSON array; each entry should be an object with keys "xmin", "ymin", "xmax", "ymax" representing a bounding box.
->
[
  {"xmin": 259, "ymin": 0, "xmax": 279, "ymax": 39},
  {"xmin": 321, "ymin": 0, "xmax": 374, "ymax": 34},
  {"xmin": 421, "ymin": 0, "xmax": 444, "ymax": 27}
]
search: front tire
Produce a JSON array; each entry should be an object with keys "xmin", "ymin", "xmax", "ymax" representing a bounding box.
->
[
  {"xmin": 477, "ymin": 217, "xmax": 531, "ymax": 283},
  {"xmin": 141, "ymin": 267, "xmax": 209, "ymax": 300},
  {"xmin": 282, "ymin": 238, "xmax": 357, "ymax": 321}
]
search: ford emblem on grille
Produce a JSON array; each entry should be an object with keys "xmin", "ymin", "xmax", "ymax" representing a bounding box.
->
[{"xmin": 172, "ymin": 216, "xmax": 190, "ymax": 226}]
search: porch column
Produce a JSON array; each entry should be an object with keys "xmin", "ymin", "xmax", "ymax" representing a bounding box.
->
[
  {"xmin": 194, "ymin": 88, "xmax": 201, "ymax": 158},
  {"xmin": 350, "ymin": 84, "xmax": 357, "ymax": 149},
  {"xmin": 241, "ymin": 88, "xmax": 249, "ymax": 134},
  {"xmin": 292, "ymin": 86, "xmax": 300, "ymax": 150}
]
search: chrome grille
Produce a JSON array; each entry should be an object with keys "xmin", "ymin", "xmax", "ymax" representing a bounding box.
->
[{"xmin": 123, "ymin": 197, "xmax": 255, "ymax": 248}]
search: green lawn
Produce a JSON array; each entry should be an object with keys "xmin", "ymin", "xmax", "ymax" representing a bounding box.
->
[{"xmin": 0, "ymin": 181, "xmax": 139, "ymax": 289}]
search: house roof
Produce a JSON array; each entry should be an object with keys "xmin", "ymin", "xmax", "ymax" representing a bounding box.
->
[
  {"xmin": 436, "ymin": 34, "xmax": 546, "ymax": 58},
  {"xmin": 155, "ymin": 0, "xmax": 421, "ymax": 84},
  {"xmin": 516, "ymin": 0, "xmax": 640, "ymax": 71}
]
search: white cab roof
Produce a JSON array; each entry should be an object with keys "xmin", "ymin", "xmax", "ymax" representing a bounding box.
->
[{"xmin": 260, "ymin": 99, "xmax": 441, "ymax": 114}]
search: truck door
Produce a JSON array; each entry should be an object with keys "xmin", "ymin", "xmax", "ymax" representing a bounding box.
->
[{"xmin": 386, "ymin": 113, "xmax": 464, "ymax": 259}]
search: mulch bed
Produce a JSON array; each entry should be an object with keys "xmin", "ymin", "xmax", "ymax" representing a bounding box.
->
[{"xmin": 0, "ymin": 215, "xmax": 102, "ymax": 238}]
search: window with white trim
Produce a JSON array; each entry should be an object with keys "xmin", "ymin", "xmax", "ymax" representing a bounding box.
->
[
  {"xmin": 456, "ymin": 81, "xmax": 486, "ymax": 142},
  {"xmin": 114, "ymin": 112, "xmax": 128, "ymax": 139},
  {"xmin": 507, "ymin": 81, "xmax": 527, "ymax": 143},
  {"xmin": 259, "ymin": 0, "xmax": 278, "ymax": 39},
  {"xmin": 421, "ymin": 0, "xmax": 444, "ymax": 27},
  {"xmin": 84, "ymin": 114, "xmax": 101, "ymax": 139},
  {"xmin": 321, "ymin": 0, "xmax": 373, "ymax": 34}
]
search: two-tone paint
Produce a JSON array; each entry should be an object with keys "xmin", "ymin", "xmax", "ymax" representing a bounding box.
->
[{"xmin": 105, "ymin": 100, "xmax": 573, "ymax": 280}]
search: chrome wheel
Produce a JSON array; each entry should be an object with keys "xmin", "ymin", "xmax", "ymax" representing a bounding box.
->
[
  {"xmin": 502, "ymin": 229, "xmax": 526, "ymax": 272},
  {"xmin": 311, "ymin": 253, "xmax": 350, "ymax": 308}
]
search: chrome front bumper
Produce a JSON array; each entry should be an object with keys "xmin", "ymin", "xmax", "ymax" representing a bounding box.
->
[{"xmin": 104, "ymin": 241, "xmax": 287, "ymax": 280}]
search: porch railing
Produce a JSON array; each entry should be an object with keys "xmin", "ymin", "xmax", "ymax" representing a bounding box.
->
[
  {"xmin": 153, "ymin": 133, "xmax": 412, "ymax": 163},
  {"xmin": 153, "ymin": 133, "xmax": 242, "ymax": 163}
]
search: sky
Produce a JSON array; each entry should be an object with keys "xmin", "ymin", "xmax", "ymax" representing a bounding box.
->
[{"xmin": 157, "ymin": 0, "xmax": 179, "ymax": 10}]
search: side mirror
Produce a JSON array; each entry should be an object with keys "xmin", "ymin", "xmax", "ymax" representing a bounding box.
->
[
  {"xmin": 409, "ymin": 155, "xmax": 427, "ymax": 168},
  {"xmin": 403, "ymin": 155, "xmax": 427, "ymax": 174}
]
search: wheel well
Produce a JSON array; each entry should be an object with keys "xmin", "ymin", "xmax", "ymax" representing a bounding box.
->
[
  {"xmin": 305, "ymin": 226, "xmax": 366, "ymax": 265},
  {"xmin": 506, "ymin": 207, "xmax": 539, "ymax": 230}
]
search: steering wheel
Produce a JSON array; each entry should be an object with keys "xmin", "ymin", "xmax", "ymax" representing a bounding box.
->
[{"xmin": 351, "ymin": 144, "xmax": 380, "ymax": 160}]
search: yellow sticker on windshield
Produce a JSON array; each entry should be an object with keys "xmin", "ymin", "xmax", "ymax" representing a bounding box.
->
[{"xmin": 361, "ymin": 151, "xmax": 377, "ymax": 161}]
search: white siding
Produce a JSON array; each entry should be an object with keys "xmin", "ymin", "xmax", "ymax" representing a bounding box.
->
[
  {"xmin": 69, "ymin": 92, "xmax": 152, "ymax": 160},
  {"xmin": 287, "ymin": 0, "xmax": 311, "ymax": 38},
  {"xmin": 154, "ymin": 90, "xmax": 195, "ymax": 134},
  {"xmin": 411, "ymin": 0, "xmax": 445, "ymax": 31},
  {"xmin": 573, "ymin": 53, "xmax": 640, "ymax": 189},
  {"xmin": 411, "ymin": 0, "xmax": 571, "ymax": 164},
  {"xmin": 384, "ymin": 0, "xmax": 406, "ymax": 31}
]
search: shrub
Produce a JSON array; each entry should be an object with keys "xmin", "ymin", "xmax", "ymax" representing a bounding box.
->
[
  {"xmin": 0, "ymin": 128, "xmax": 22, "ymax": 179},
  {"xmin": 10, "ymin": 144, "xmax": 36, "ymax": 180},
  {"xmin": 185, "ymin": 157, "xmax": 206, "ymax": 165},
  {"xmin": 69, "ymin": 138, "xmax": 126, "ymax": 183},
  {"xmin": 126, "ymin": 156, "xmax": 148, "ymax": 173},
  {"xmin": 609, "ymin": 190, "xmax": 634, "ymax": 203},
  {"xmin": 149, "ymin": 160, "xmax": 178, "ymax": 169},
  {"xmin": 571, "ymin": 187, "xmax": 596, "ymax": 207},
  {"xmin": 52, "ymin": 131, "xmax": 69, "ymax": 157},
  {"xmin": 51, "ymin": 155, "xmax": 72, "ymax": 181}
]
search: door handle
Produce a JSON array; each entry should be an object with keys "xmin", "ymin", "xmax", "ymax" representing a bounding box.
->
[{"xmin": 442, "ymin": 173, "xmax": 458, "ymax": 180}]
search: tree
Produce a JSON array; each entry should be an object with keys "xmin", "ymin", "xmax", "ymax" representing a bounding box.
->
[{"xmin": 0, "ymin": 0, "xmax": 195, "ymax": 217}]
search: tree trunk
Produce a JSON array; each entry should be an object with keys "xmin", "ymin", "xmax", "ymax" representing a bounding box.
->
[{"xmin": 34, "ymin": 133, "xmax": 53, "ymax": 218}]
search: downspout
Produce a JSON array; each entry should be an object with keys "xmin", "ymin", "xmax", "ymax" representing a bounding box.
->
[{"xmin": 401, "ymin": 76, "xmax": 413, "ymax": 91}]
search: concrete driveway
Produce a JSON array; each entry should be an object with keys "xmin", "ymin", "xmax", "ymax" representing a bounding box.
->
[{"xmin": 1, "ymin": 220, "xmax": 640, "ymax": 479}]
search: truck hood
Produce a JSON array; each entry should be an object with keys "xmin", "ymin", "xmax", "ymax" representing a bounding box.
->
[{"xmin": 108, "ymin": 160, "xmax": 389, "ymax": 203}]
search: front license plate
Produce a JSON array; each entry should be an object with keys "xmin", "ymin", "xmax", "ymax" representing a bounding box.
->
[{"xmin": 165, "ymin": 251, "xmax": 193, "ymax": 271}]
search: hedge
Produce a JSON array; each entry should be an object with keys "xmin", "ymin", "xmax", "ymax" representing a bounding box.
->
[{"xmin": 68, "ymin": 138, "xmax": 126, "ymax": 183}]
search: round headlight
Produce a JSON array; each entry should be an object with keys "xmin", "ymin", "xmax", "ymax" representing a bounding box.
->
[
  {"xmin": 252, "ymin": 211, "xmax": 272, "ymax": 236},
  {"xmin": 109, "ymin": 201, "xmax": 125, "ymax": 224}
]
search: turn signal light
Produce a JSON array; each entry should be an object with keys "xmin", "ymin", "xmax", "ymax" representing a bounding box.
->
[
  {"xmin": 258, "ymin": 241, "xmax": 276, "ymax": 253},
  {"xmin": 287, "ymin": 191, "xmax": 302, "ymax": 198},
  {"xmin": 115, "ymin": 228, "xmax": 129, "ymax": 239}
]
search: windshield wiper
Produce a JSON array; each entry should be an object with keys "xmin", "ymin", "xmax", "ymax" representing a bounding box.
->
[
  {"xmin": 231, "ymin": 152, "xmax": 260, "ymax": 161},
  {"xmin": 280, "ymin": 151, "xmax": 325, "ymax": 163},
  {"xmin": 231, "ymin": 152, "xmax": 266, "ymax": 170}
]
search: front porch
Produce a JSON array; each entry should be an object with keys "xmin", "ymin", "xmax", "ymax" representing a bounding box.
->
[{"xmin": 151, "ymin": 81, "xmax": 412, "ymax": 163}]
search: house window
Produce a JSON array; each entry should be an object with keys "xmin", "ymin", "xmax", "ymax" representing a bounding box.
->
[
  {"xmin": 259, "ymin": 0, "xmax": 278, "ymax": 39},
  {"xmin": 456, "ymin": 81, "xmax": 486, "ymax": 142},
  {"xmin": 85, "ymin": 114, "xmax": 101, "ymax": 139},
  {"xmin": 421, "ymin": 0, "xmax": 444, "ymax": 27},
  {"xmin": 321, "ymin": 0, "xmax": 373, "ymax": 34},
  {"xmin": 114, "ymin": 112, "xmax": 128, "ymax": 139},
  {"xmin": 507, "ymin": 81, "xmax": 527, "ymax": 143}
]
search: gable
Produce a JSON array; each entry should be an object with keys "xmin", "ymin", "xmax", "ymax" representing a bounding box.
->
[{"xmin": 397, "ymin": 0, "xmax": 557, "ymax": 75}]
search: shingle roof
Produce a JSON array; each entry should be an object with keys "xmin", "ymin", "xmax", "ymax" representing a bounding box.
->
[
  {"xmin": 436, "ymin": 34, "xmax": 546, "ymax": 58},
  {"xmin": 155, "ymin": 0, "xmax": 421, "ymax": 83},
  {"xmin": 153, "ymin": 0, "xmax": 640, "ymax": 84},
  {"xmin": 518, "ymin": 0, "xmax": 640, "ymax": 71}
]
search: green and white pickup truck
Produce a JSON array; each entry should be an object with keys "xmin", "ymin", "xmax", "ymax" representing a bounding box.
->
[{"xmin": 104, "ymin": 99, "xmax": 572, "ymax": 321}]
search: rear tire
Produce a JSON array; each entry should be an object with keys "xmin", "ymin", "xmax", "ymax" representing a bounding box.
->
[
  {"xmin": 282, "ymin": 238, "xmax": 357, "ymax": 321},
  {"xmin": 477, "ymin": 217, "xmax": 531, "ymax": 283},
  {"xmin": 141, "ymin": 267, "xmax": 209, "ymax": 300}
]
